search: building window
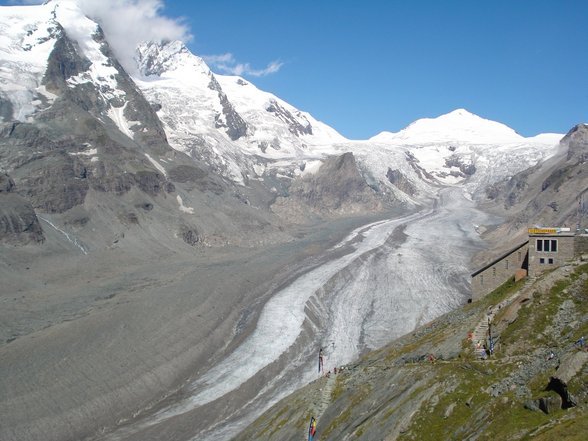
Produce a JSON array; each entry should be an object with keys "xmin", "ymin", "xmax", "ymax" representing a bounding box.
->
[
  {"xmin": 493, "ymin": 267, "xmax": 496, "ymax": 277},
  {"xmin": 540, "ymin": 258, "xmax": 545, "ymax": 264},
  {"xmin": 548, "ymin": 258, "xmax": 554, "ymax": 264},
  {"xmin": 536, "ymin": 239, "xmax": 557, "ymax": 253},
  {"xmin": 505, "ymin": 260, "xmax": 509, "ymax": 270}
]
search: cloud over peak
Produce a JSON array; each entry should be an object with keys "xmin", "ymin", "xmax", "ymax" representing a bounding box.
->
[
  {"xmin": 204, "ymin": 53, "xmax": 284, "ymax": 77},
  {"xmin": 76, "ymin": 0, "xmax": 191, "ymax": 72}
]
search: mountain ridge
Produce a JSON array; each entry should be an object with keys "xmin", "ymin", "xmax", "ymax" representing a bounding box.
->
[{"xmin": 0, "ymin": 0, "xmax": 564, "ymax": 208}]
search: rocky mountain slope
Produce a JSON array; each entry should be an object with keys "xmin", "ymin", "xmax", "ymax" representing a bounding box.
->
[
  {"xmin": 0, "ymin": 0, "xmax": 295, "ymax": 251},
  {"xmin": 473, "ymin": 124, "xmax": 588, "ymax": 264},
  {"xmin": 0, "ymin": 1, "xmax": 568, "ymax": 251},
  {"xmin": 236, "ymin": 259, "xmax": 588, "ymax": 441},
  {"xmin": 133, "ymin": 41, "xmax": 565, "ymax": 209}
]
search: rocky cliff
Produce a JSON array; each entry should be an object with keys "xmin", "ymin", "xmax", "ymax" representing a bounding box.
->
[
  {"xmin": 477, "ymin": 124, "xmax": 588, "ymax": 262},
  {"xmin": 271, "ymin": 152, "xmax": 387, "ymax": 222},
  {"xmin": 0, "ymin": 172, "xmax": 44, "ymax": 244}
]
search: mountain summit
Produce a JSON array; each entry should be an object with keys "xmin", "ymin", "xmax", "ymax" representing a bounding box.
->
[{"xmin": 371, "ymin": 108, "xmax": 525, "ymax": 144}]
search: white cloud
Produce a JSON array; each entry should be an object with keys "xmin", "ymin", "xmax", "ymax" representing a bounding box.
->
[
  {"xmin": 203, "ymin": 53, "xmax": 283, "ymax": 77},
  {"xmin": 76, "ymin": 0, "xmax": 191, "ymax": 73}
]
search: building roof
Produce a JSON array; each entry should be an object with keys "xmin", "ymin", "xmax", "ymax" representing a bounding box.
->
[
  {"xmin": 471, "ymin": 241, "xmax": 528, "ymax": 278},
  {"xmin": 528, "ymin": 233, "xmax": 575, "ymax": 237},
  {"xmin": 527, "ymin": 227, "xmax": 575, "ymax": 236}
]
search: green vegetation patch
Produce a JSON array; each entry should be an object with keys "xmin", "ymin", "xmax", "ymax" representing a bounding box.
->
[
  {"xmin": 398, "ymin": 361, "xmax": 546, "ymax": 440},
  {"xmin": 483, "ymin": 277, "xmax": 527, "ymax": 307},
  {"xmin": 525, "ymin": 407, "xmax": 588, "ymax": 441},
  {"xmin": 398, "ymin": 263, "xmax": 588, "ymax": 441},
  {"xmin": 321, "ymin": 382, "xmax": 372, "ymax": 439},
  {"xmin": 330, "ymin": 374, "xmax": 346, "ymax": 401}
]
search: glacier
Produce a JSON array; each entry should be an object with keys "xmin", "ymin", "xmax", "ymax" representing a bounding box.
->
[{"xmin": 100, "ymin": 186, "xmax": 500, "ymax": 441}]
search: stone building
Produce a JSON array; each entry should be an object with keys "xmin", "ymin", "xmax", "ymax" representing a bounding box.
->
[
  {"xmin": 471, "ymin": 227, "xmax": 585, "ymax": 301},
  {"xmin": 527, "ymin": 228, "xmax": 575, "ymax": 277},
  {"xmin": 470, "ymin": 241, "xmax": 528, "ymax": 300}
]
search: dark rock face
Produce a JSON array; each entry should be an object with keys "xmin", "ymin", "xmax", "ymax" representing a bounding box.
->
[
  {"xmin": 0, "ymin": 194, "xmax": 45, "ymax": 244},
  {"xmin": 134, "ymin": 170, "xmax": 165, "ymax": 196},
  {"xmin": 273, "ymin": 152, "xmax": 383, "ymax": 219},
  {"xmin": 537, "ymin": 394, "xmax": 563, "ymax": 414},
  {"xmin": 405, "ymin": 151, "xmax": 436, "ymax": 182},
  {"xmin": 208, "ymin": 75, "xmax": 248, "ymax": 141},
  {"xmin": 168, "ymin": 165, "xmax": 207, "ymax": 183},
  {"xmin": 484, "ymin": 167, "xmax": 534, "ymax": 208},
  {"xmin": 180, "ymin": 225, "xmax": 201, "ymax": 246},
  {"xmin": 545, "ymin": 351, "xmax": 588, "ymax": 409},
  {"xmin": 561, "ymin": 123, "xmax": 588, "ymax": 162},
  {"xmin": 42, "ymin": 26, "xmax": 92, "ymax": 94},
  {"xmin": 0, "ymin": 173, "xmax": 15, "ymax": 192},
  {"xmin": 540, "ymin": 126, "xmax": 587, "ymax": 199},
  {"xmin": 481, "ymin": 123, "xmax": 586, "ymax": 236},
  {"xmin": 386, "ymin": 168, "xmax": 417, "ymax": 196},
  {"xmin": 266, "ymin": 99, "xmax": 313, "ymax": 136},
  {"xmin": 444, "ymin": 154, "xmax": 476, "ymax": 177},
  {"xmin": 41, "ymin": 27, "xmax": 169, "ymax": 153},
  {"xmin": 541, "ymin": 164, "xmax": 575, "ymax": 192},
  {"xmin": 291, "ymin": 152, "xmax": 371, "ymax": 208},
  {"xmin": 88, "ymin": 160, "xmax": 135, "ymax": 194},
  {"xmin": 0, "ymin": 174, "xmax": 44, "ymax": 244},
  {"xmin": 15, "ymin": 152, "xmax": 89, "ymax": 213},
  {"xmin": 169, "ymin": 165, "xmax": 224, "ymax": 194}
]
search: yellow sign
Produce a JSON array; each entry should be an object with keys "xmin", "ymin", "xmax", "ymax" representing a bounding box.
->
[{"xmin": 528, "ymin": 228, "xmax": 557, "ymax": 235}]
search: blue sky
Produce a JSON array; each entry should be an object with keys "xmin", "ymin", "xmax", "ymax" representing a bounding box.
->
[{"xmin": 4, "ymin": 0, "xmax": 587, "ymax": 139}]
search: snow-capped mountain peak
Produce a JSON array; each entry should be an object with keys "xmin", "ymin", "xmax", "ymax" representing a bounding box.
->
[
  {"xmin": 0, "ymin": 0, "xmax": 130, "ymax": 123},
  {"xmin": 0, "ymin": 1, "xmax": 564, "ymax": 205},
  {"xmin": 131, "ymin": 38, "xmax": 347, "ymax": 184},
  {"xmin": 136, "ymin": 40, "xmax": 210, "ymax": 79},
  {"xmin": 371, "ymin": 108, "xmax": 524, "ymax": 145}
]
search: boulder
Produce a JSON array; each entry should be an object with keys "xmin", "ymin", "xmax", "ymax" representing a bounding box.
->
[
  {"xmin": 547, "ymin": 351, "xmax": 588, "ymax": 408},
  {"xmin": 0, "ymin": 173, "xmax": 15, "ymax": 192},
  {"xmin": 443, "ymin": 402, "xmax": 456, "ymax": 419},
  {"xmin": 554, "ymin": 351, "xmax": 588, "ymax": 385},
  {"xmin": 538, "ymin": 394, "xmax": 563, "ymax": 414}
]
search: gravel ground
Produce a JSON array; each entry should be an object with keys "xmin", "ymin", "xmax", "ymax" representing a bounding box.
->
[{"xmin": 0, "ymin": 213, "xmax": 385, "ymax": 441}]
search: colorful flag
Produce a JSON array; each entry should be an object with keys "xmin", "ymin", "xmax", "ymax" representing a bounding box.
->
[{"xmin": 308, "ymin": 416, "xmax": 317, "ymax": 441}]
